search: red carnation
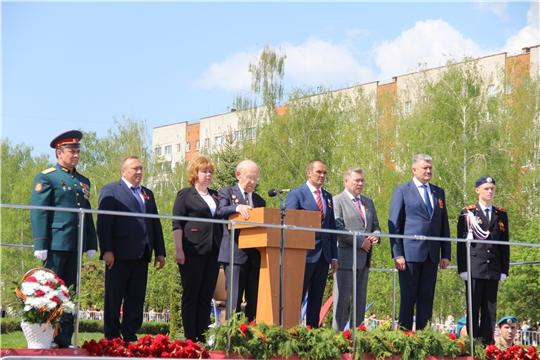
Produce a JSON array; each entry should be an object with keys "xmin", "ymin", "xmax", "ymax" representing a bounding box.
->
[
  {"xmin": 404, "ymin": 331, "xmax": 410, "ymax": 336},
  {"xmin": 358, "ymin": 324, "xmax": 367, "ymax": 331},
  {"xmin": 26, "ymin": 276, "xmax": 37, "ymax": 282},
  {"xmin": 447, "ymin": 333, "xmax": 457, "ymax": 340},
  {"xmin": 343, "ymin": 330, "xmax": 351, "ymax": 339},
  {"xmin": 51, "ymin": 296, "xmax": 61, "ymax": 303},
  {"xmin": 35, "ymin": 289, "xmax": 46, "ymax": 297},
  {"xmin": 249, "ymin": 321, "xmax": 256, "ymax": 326},
  {"xmin": 239, "ymin": 323, "xmax": 249, "ymax": 334},
  {"xmin": 306, "ymin": 325, "xmax": 311, "ymax": 330}
]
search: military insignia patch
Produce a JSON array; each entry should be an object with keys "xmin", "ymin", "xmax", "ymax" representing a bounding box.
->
[
  {"xmin": 499, "ymin": 221, "xmax": 505, "ymax": 232},
  {"xmin": 34, "ymin": 182, "xmax": 43, "ymax": 192},
  {"xmin": 438, "ymin": 199, "xmax": 444, "ymax": 209}
]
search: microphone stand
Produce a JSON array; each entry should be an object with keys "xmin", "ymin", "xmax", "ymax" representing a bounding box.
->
[{"xmin": 277, "ymin": 192, "xmax": 286, "ymax": 326}]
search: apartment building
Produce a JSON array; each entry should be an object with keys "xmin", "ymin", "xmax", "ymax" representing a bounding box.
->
[{"xmin": 153, "ymin": 45, "xmax": 539, "ymax": 169}]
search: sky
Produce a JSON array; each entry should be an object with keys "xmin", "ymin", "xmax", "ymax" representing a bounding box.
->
[{"xmin": 2, "ymin": 1, "xmax": 539, "ymax": 160}]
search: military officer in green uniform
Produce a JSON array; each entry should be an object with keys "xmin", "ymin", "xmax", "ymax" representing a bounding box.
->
[
  {"xmin": 30, "ymin": 130, "xmax": 97, "ymax": 348},
  {"xmin": 495, "ymin": 316, "xmax": 518, "ymax": 349}
]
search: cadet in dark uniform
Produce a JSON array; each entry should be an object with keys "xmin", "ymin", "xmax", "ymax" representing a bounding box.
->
[
  {"xmin": 457, "ymin": 176, "xmax": 510, "ymax": 345},
  {"xmin": 30, "ymin": 130, "xmax": 98, "ymax": 348},
  {"xmin": 495, "ymin": 316, "xmax": 518, "ymax": 349}
]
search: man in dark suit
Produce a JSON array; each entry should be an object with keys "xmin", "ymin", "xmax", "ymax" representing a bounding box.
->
[
  {"xmin": 332, "ymin": 167, "xmax": 381, "ymax": 331},
  {"xmin": 457, "ymin": 176, "xmax": 509, "ymax": 344},
  {"xmin": 388, "ymin": 154, "xmax": 451, "ymax": 331},
  {"xmin": 286, "ymin": 159, "xmax": 338, "ymax": 328},
  {"xmin": 217, "ymin": 159, "xmax": 266, "ymax": 321},
  {"xmin": 97, "ymin": 156, "xmax": 166, "ymax": 341},
  {"xmin": 30, "ymin": 130, "xmax": 97, "ymax": 348}
]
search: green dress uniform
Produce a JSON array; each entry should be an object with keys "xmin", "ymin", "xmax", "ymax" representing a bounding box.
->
[{"xmin": 29, "ymin": 130, "xmax": 97, "ymax": 347}]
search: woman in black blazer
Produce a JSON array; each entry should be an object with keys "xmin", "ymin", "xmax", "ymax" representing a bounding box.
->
[{"xmin": 172, "ymin": 155, "xmax": 222, "ymax": 342}]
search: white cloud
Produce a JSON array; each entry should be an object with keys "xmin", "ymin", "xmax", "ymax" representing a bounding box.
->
[
  {"xmin": 192, "ymin": 51, "xmax": 254, "ymax": 91},
  {"xmin": 344, "ymin": 28, "xmax": 370, "ymax": 38},
  {"xmin": 503, "ymin": 2, "xmax": 539, "ymax": 52},
  {"xmin": 373, "ymin": 19, "xmax": 489, "ymax": 80},
  {"xmin": 194, "ymin": 38, "xmax": 374, "ymax": 92},
  {"xmin": 475, "ymin": 2, "xmax": 508, "ymax": 19}
]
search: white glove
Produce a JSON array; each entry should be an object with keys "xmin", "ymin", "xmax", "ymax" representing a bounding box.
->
[
  {"xmin": 500, "ymin": 274, "xmax": 507, "ymax": 281},
  {"xmin": 460, "ymin": 272, "xmax": 468, "ymax": 281},
  {"xmin": 87, "ymin": 250, "xmax": 97, "ymax": 259},
  {"xmin": 34, "ymin": 250, "xmax": 48, "ymax": 261}
]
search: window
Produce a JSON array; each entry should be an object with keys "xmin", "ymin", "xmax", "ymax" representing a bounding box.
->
[
  {"xmin": 234, "ymin": 130, "xmax": 243, "ymax": 142},
  {"xmin": 391, "ymin": 104, "xmax": 399, "ymax": 115},
  {"xmin": 204, "ymin": 138, "xmax": 210, "ymax": 148},
  {"xmin": 505, "ymin": 82, "xmax": 513, "ymax": 94},
  {"xmin": 186, "ymin": 142, "xmax": 191, "ymax": 152},
  {"xmin": 215, "ymin": 135, "xmax": 223, "ymax": 145},
  {"xmin": 245, "ymin": 128, "xmax": 256, "ymax": 140},
  {"xmin": 405, "ymin": 101, "xmax": 412, "ymax": 113},
  {"xmin": 195, "ymin": 140, "xmax": 200, "ymax": 150},
  {"xmin": 488, "ymin": 84, "xmax": 496, "ymax": 97},
  {"xmin": 486, "ymin": 112, "xmax": 492, "ymax": 122},
  {"xmin": 176, "ymin": 144, "xmax": 181, "ymax": 153},
  {"xmin": 155, "ymin": 147, "xmax": 162, "ymax": 156},
  {"xmin": 164, "ymin": 145, "xmax": 172, "ymax": 155}
]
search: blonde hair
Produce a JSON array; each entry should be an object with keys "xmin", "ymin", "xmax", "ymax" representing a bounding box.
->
[{"xmin": 186, "ymin": 155, "xmax": 215, "ymax": 185}]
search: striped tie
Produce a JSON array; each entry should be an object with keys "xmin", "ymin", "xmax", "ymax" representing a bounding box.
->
[
  {"xmin": 315, "ymin": 189, "xmax": 324, "ymax": 221},
  {"xmin": 353, "ymin": 197, "xmax": 366, "ymax": 223}
]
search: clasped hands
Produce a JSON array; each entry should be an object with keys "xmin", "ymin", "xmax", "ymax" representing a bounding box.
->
[{"xmin": 361, "ymin": 235, "xmax": 379, "ymax": 252}]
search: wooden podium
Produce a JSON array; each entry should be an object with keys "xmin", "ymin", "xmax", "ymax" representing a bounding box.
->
[{"xmin": 228, "ymin": 208, "xmax": 319, "ymax": 327}]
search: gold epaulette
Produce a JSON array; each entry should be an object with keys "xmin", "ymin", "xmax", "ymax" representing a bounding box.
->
[
  {"xmin": 494, "ymin": 206, "xmax": 507, "ymax": 213},
  {"xmin": 464, "ymin": 204, "xmax": 476, "ymax": 210},
  {"xmin": 41, "ymin": 167, "xmax": 57, "ymax": 174}
]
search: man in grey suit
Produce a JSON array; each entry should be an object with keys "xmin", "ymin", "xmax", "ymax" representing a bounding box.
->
[{"xmin": 333, "ymin": 167, "xmax": 381, "ymax": 331}]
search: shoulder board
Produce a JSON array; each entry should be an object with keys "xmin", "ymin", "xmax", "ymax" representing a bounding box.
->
[
  {"xmin": 464, "ymin": 204, "xmax": 476, "ymax": 210},
  {"xmin": 494, "ymin": 206, "xmax": 507, "ymax": 213},
  {"xmin": 41, "ymin": 167, "xmax": 57, "ymax": 174},
  {"xmin": 77, "ymin": 173, "xmax": 89, "ymax": 181}
]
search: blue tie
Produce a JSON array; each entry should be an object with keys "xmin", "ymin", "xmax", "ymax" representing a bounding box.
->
[
  {"xmin": 423, "ymin": 185, "xmax": 433, "ymax": 217},
  {"xmin": 131, "ymin": 186, "xmax": 145, "ymax": 212}
]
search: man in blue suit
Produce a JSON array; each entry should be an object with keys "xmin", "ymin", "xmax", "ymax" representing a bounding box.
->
[
  {"xmin": 388, "ymin": 154, "xmax": 451, "ymax": 331},
  {"xmin": 97, "ymin": 156, "xmax": 166, "ymax": 341},
  {"xmin": 286, "ymin": 160, "xmax": 338, "ymax": 328}
]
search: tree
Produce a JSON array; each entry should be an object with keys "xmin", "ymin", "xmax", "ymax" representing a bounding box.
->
[{"xmin": 247, "ymin": 46, "xmax": 286, "ymax": 112}]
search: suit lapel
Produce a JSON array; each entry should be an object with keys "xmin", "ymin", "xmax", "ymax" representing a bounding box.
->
[{"xmin": 119, "ymin": 180, "xmax": 143, "ymax": 213}]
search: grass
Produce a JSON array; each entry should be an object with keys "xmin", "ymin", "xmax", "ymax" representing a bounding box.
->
[{"xmin": 1, "ymin": 331, "xmax": 106, "ymax": 349}]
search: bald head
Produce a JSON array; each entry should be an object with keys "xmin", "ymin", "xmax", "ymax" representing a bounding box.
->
[{"xmin": 236, "ymin": 160, "xmax": 259, "ymax": 194}]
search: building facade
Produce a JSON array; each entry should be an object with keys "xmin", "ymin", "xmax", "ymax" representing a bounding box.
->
[{"xmin": 153, "ymin": 45, "xmax": 539, "ymax": 168}]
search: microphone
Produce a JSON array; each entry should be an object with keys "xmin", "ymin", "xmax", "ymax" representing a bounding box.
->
[{"xmin": 268, "ymin": 189, "xmax": 290, "ymax": 197}]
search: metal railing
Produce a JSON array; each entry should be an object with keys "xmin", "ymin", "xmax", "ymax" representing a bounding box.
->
[{"xmin": 1, "ymin": 202, "xmax": 539, "ymax": 355}]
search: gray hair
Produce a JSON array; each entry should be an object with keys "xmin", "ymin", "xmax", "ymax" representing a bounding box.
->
[
  {"xmin": 412, "ymin": 154, "xmax": 432, "ymax": 167},
  {"xmin": 343, "ymin": 167, "xmax": 364, "ymax": 179},
  {"xmin": 236, "ymin": 159, "xmax": 258, "ymax": 173}
]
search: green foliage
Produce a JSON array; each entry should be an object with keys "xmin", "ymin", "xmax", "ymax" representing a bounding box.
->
[
  {"xmin": 212, "ymin": 132, "xmax": 242, "ymax": 190},
  {"xmin": 168, "ymin": 270, "xmax": 184, "ymax": 339},
  {"xmin": 248, "ymin": 46, "xmax": 286, "ymax": 111},
  {"xmin": 0, "ymin": 318, "xmax": 22, "ymax": 334}
]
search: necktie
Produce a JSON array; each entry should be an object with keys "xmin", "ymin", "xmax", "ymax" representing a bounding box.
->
[
  {"xmin": 244, "ymin": 192, "xmax": 250, "ymax": 206},
  {"xmin": 423, "ymin": 185, "xmax": 433, "ymax": 217},
  {"xmin": 485, "ymin": 208, "xmax": 490, "ymax": 224},
  {"xmin": 353, "ymin": 197, "xmax": 366, "ymax": 223},
  {"xmin": 315, "ymin": 189, "xmax": 324, "ymax": 221},
  {"xmin": 131, "ymin": 186, "xmax": 145, "ymax": 212}
]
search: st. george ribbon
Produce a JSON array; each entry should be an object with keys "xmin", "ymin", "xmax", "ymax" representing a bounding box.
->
[{"xmin": 267, "ymin": 189, "xmax": 290, "ymax": 197}]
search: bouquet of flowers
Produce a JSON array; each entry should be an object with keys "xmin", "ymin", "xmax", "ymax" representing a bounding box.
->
[
  {"xmin": 82, "ymin": 335, "xmax": 210, "ymax": 358},
  {"xmin": 15, "ymin": 268, "xmax": 77, "ymax": 327}
]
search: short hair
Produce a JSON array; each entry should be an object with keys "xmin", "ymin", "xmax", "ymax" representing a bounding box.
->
[
  {"xmin": 187, "ymin": 155, "xmax": 215, "ymax": 185},
  {"xmin": 412, "ymin": 154, "xmax": 432, "ymax": 167},
  {"xmin": 343, "ymin": 167, "xmax": 364, "ymax": 179},
  {"xmin": 235, "ymin": 159, "xmax": 258, "ymax": 173},
  {"xmin": 308, "ymin": 159, "xmax": 326, "ymax": 171},
  {"xmin": 120, "ymin": 155, "xmax": 140, "ymax": 170}
]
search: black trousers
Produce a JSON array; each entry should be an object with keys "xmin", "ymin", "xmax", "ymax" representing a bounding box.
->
[
  {"xmin": 104, "ymin": 250, "xmax": 149, "ymax": 342},
  {"xmin": 465, "ymin": 278, "xmax": 499, "ymax": 344},
  {"xmin": 178, "ymin": 248, "xmax": 220, "ymax": 342}
]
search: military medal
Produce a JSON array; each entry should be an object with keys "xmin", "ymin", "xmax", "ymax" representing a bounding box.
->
[
  {"xmin": 60, "ymin": 180, "xmax": 67, "ymax": 192},
  {"xmin": 81, "ymin": 183, "xmax": 91, "ymax": 200},
  {"xmin": 232, "ymin": 194, "xmax": 239, "ymax": 204}
]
